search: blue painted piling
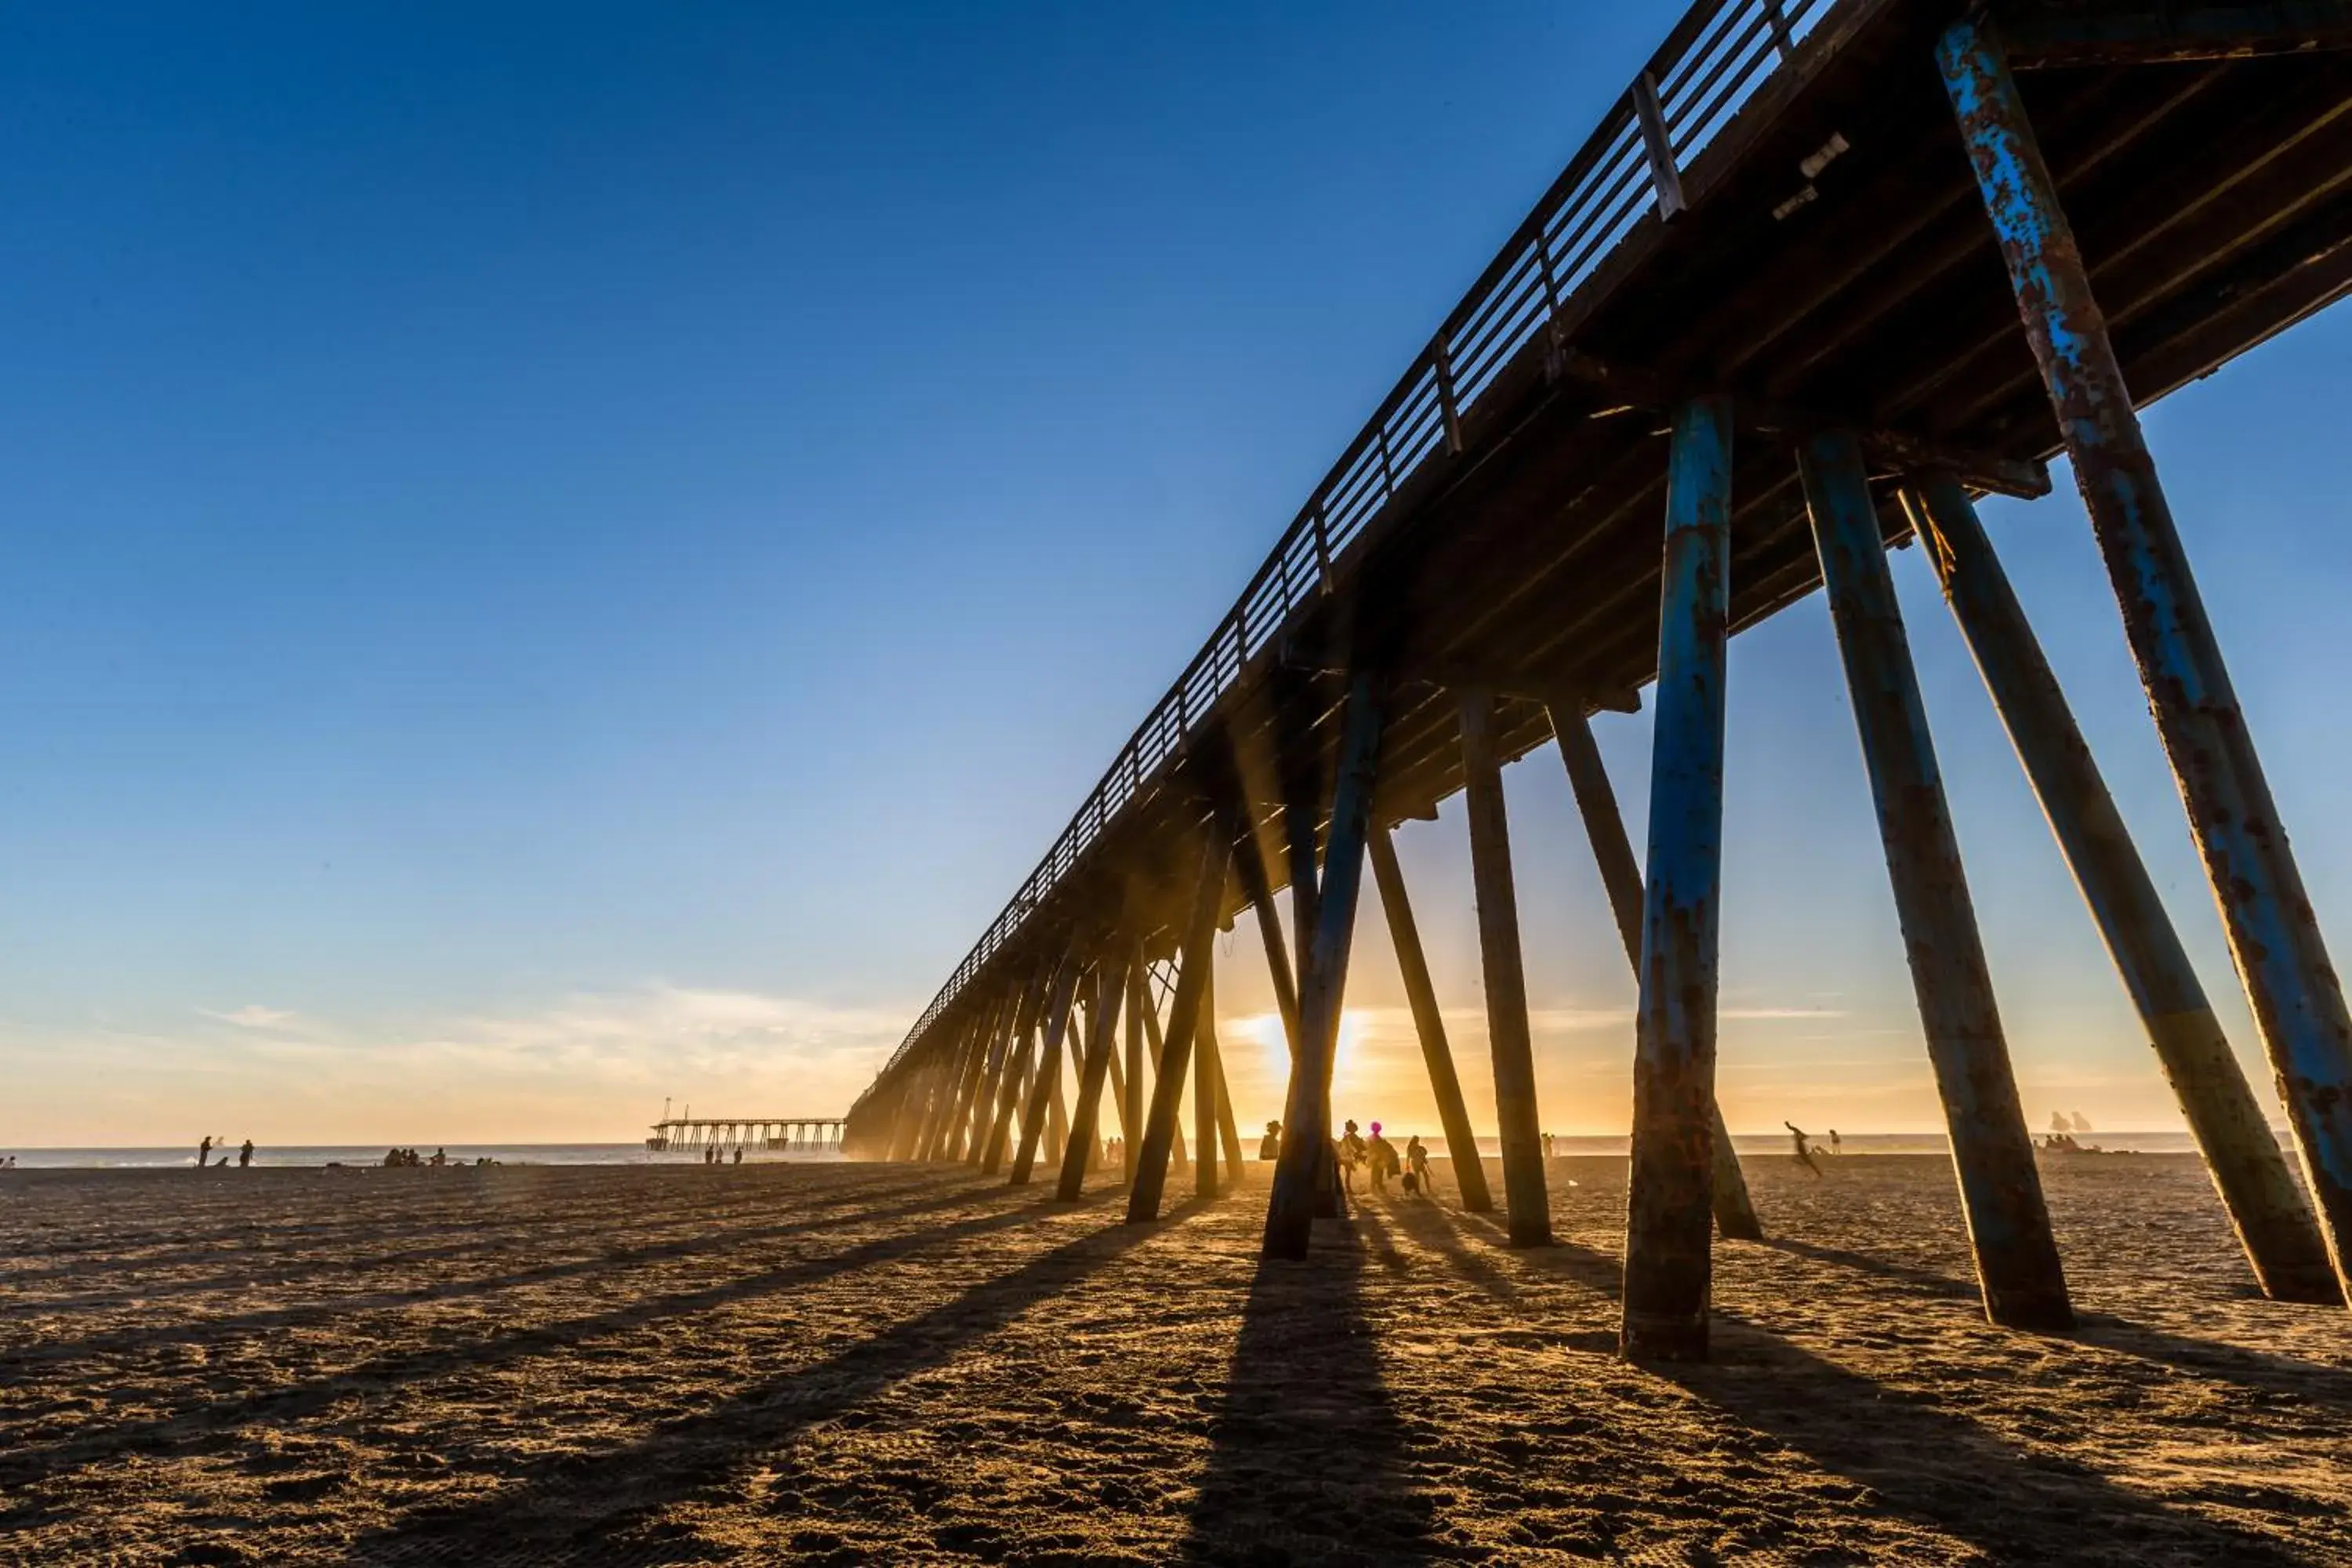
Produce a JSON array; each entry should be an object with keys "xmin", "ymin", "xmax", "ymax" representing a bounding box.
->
[
  {"xmin": 1940, "ymin": 19, "xmax": 2352, "ymax": 1303},
  {"xmin": 1802, "ymin": 430, "xmax": 2071, "ymax": 1330},
  {"xmin": 1909, "ymin": 476, "xmax": 2337, "ymax": 1302},
  {"xmin": 1622, "ymin": 397, "xmax": 1735, "ymax": 1360}
]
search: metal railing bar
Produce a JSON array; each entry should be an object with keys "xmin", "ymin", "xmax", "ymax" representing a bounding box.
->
[{"xmin": 858, "ymin": 0, "xmax": 1847, "ymax": 1098}]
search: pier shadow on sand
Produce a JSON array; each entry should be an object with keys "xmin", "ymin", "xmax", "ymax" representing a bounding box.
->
[
  {"xmin": 342, "ymin": 1196, "xmax": 1157, "ymax": 1564},
  {"xmin": 1761, "ymin": 1233, "xmax": 2352, "ymax": 1413},
  {"xmin": 1379, "ymin": 1196, "xmax": 2308, "ymax": 1566},
  {"xmin": 0, "ymin": 1186, "xmax": 1044, "ymax": 1497},
  {"xmin": 1180, "ymin": 1218, "xmax": 1441, "ymax": 1567}
]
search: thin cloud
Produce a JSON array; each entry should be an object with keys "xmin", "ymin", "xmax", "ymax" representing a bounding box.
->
[{"xmin": 201, "ymin": 1004, "xmax": 297, "ymax": 1029}]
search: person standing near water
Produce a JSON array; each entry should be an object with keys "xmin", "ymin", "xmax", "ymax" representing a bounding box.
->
[
  {"xmin": 1260, "ymin": 1121, "xmax": 1282, "ymax": 1162},
  {"xmin": 196, "ymin": 1135, "xmax": 212, "ymax": 1171},
  {"xmin": 238, "ymin": 1139, "xmax": 253, "ymax": 1169}
]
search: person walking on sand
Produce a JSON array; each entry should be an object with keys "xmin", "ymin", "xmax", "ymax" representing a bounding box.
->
[
  {"xmin": 1338, "ymin": 1120, "xmax": 1366, "ymax": 1193},
  {"xmin": 1366, "ymin": 1123, "xmax": 1398, "ymax": 1195},
  {"xmin": 1784, "ymin": 1121, "xmax": 1824, "ymax": 1178},
  {"xmin": 1260, "ymin": 1121, "xmax": 1283, "ymax": 1162},
  {"xmin": 196, "ymin": 1135, "xmax": 212, "ymax": 1171},
  {"xmin": 1828, "ymin": 1128, "xmax": 1842, "ymax": 1156},
  {"xmin": 1541, "ymin": 1131, "xmax": 1555, "ymax": 1161},
  {"xmin": 238, "ymin": 1138, "xmax": 253, "ymax": 1170},
  {"xmin": 1406, "ymin": 1134, "xmax": 1432, "ymax": 1197},
  {"xmin": 731, "ymin": 1146, "xmax": 743, "ymax": 1166}
]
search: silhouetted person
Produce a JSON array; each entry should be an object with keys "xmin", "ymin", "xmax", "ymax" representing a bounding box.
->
[
  {"xmin": 238, "ymin": 1139, "xmax": 253, "ymax": 1170},
  {"xmin": 1260, "ymin": 1120, "xmax": 1283, "ymax": 1162},
  {"xmin": 1541, "ymin": 1131, "xmax": 1555, "ymax": 1160},
  {"xmin": 1366, "ymin": 1124, "xmax": 1398, "ymax": 1194},
  {"xmin": 1784, "ymin": 1121, "xmax": 1823, "ymax": 1178},
  {"xmin": 1338, "ymin": 1120, "xmax": 1365, "ymax": 1193},
  {"xmin": 1828, "ymin": 1128, "xmax": 1842, "ymax": 1156},
  {"xmin": 731, "ymin": 1146, "xmax": 743, "ymax": 1165},
  {"xmin": 1406, "ymin": 1134, "xmax": 1432, "ymax": 1197},
  {"xmin": 196, "ymin": 1136, "xmax": 212, "ymax": 1171}
]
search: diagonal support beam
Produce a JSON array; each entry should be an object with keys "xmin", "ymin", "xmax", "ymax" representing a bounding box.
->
[
  {"xmin": 1907, "ymin": 474, "xmax": 2337, "ymax": 1303},
  {"xmin": 1367, "ymin": 823, "xmax": 1494, "ymax": 1213},
  {"xmin": 1264, "ymin": 673, "xmax": 1385, "ymax": 1259},
  {"xmin": 1195, "ymin": 945, "xmax": 1221, "ymax": 1200},
  {"xmin": 971, "ymin": 967, "xmax": 1043, "ymax": 1169},
  {"xmin": 1129, "ymin": 829, "xmax": 1232, "ymax": 1221},
  {"xmin": 1011, "ymin": 956, "xmax": 1083, "ymax": 1185},
  {"xmin": 1458, "ymin": 688, "xmax": 1552, "ymax": 1247},
  {"xmin": 1943, "ymin": 17, "xmax": 2352, "ymax": 1307},
  {"xmin": 1233, "ymin": 822, "xmax": 1305, "ymax": 1060},
  {"xmin": 1802, "ymin": 428, "xmax": 2071, "ymax": 1331},
  {"xmin": 1548, "ymin": 700, "xmax": 1762, "ymax": 1241},
  {"xmin": 1138, "ymin": 961, "xmax": 1190, "ymax": 1172},
  {"xmin": 1056, "ymin": 956, "xmax": 1130, "ymax": 1201}
]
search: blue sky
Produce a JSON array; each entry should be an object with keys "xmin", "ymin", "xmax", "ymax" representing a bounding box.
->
[{"xmin": 2, "ymin": 2, "xmax": 2346, "ymax": 1145}]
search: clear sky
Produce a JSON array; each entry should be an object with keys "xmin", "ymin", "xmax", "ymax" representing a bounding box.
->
[{"xmin": 3, "ymin": 2, "xmax": 2347, "ymax": 1149}]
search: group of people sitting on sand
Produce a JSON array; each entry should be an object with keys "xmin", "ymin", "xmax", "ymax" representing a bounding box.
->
[{"xmin": 382, "ymin": 1146, "xmax": 501, "ymax": 1167}]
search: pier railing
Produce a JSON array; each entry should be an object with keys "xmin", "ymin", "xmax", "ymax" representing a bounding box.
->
[{"xmin": 865, "ymin": 0, "xmax": 1835, "ymax": 1098}]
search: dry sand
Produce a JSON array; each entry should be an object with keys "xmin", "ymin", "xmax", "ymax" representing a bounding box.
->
[{"xmin": 2, "ymin": 1153, "xmax": 2348, "ymax": 1565}]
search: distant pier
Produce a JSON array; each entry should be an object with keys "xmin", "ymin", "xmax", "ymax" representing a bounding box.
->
[{"xmin": 644, "ymin": 1117, "xmax": 845, "ymax": 1156}]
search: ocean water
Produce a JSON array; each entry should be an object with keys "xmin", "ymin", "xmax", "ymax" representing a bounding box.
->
[
  {"xmin": 0, "ymin": 1131, "xmax": 2233, "ymax": 1170},
  {"xmin": 0, "ymin": 1143, "xmax": 846, "ymax": 1171}
]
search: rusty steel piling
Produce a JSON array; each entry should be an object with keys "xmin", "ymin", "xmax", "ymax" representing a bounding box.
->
[
  {"xmin": 1908, "ymin": 474, "xmax": 2339, "ymax": 1304},
  {"xmin": 1549, "ymin": 701, "xmax": 1762, "ymax": 1243},
  {"xmin": 1802, "ymin": 430, "xmax": 2071, "ymax": 1331},
  {"xmin": 1940, "ymin": 17, "xmax": 2352, "ymax": 1303},
  {"xmin": 1623, "ymin": 396, "xmax": 1737, "ymax": 1361}
]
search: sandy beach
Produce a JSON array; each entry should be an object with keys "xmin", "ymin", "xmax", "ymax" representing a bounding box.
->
[{"xmin": 2, "ymin": 1153, "xmax": 2348, "ymax": 1565}]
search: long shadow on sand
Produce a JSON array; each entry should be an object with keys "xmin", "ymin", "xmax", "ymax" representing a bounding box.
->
[
  {"xmin": 343, "ymin": 1196, "xmax": 1160, "ymax": 1564},
  {"xmin": 1673, "ymin": 1316, "xmax": 2309, "ymax": 1566},
  {"xmin": 1763, "ymin": 1237, "xmax": 2352, "ymax": 1413},
  {"xmin": 2, "ymin": 1168, "xmax": 947, "ymax": 1308},
  {"xmin": 2, "ymin": 1177, "xmax": 989, "ymax": 1367},
  {"xmin": 2074, "ymin": 1312, "xmax": 2352, "ymax": 1413},
  {"xmin": 1758, "ymin": 1235, "xmax": 1978, "ymax": 1301},
  {"xmin": 0, "ymin": 1168, "xmax": 792, "ymax": 1279},
  {"xmin": 0, "ymin": 1189, "xmax": 1047, "ymax": 1494},
  {"xmin": 1392, "ymin": 1200, "xmax": 2302, "ymax": 1565},
  {"xmin": 1179, "ymin": 1216, "xmax": 1443, "ymax": 1567}
]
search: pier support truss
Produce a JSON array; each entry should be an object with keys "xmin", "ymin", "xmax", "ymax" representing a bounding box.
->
[{"xmin": 844, "ymin": 0, "xmax": 2352, "ymax": 1356}]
